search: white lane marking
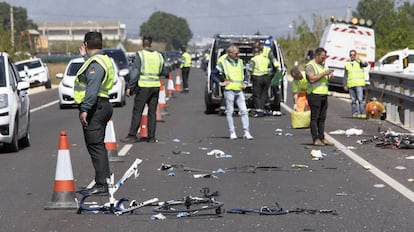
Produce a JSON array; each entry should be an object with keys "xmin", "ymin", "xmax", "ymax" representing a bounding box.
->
[
  {"xmin": 281, "ymin": 102, "xmax": 414, "ymax": 203},
  {"xmin": 30, "ymin": 100, "xmax": 59, "ymax": 113},
  {"xmin": 118, "ymin": 144, "xmax": 133, "ymax": 156}
]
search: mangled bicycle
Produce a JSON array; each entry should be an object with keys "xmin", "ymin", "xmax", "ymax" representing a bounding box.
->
[
  {"xmin": 76, "ymin": 158, "xmax": 158, "ymax": 215},
  {"xmin": 152, "ymin": 187, "xmax": 224, "ymax": 217}
]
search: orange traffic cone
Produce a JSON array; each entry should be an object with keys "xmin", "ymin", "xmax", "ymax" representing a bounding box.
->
[
  {"xmin": 45, "ymin": 131, "xmax": 78, "ymax": 210},
  {"xmin": 105, "ymin": 119, "xmax": 123, "ymax": 162},
  {"xmin": 167, "ymin": 73, "xmax": 175, "ymax": 98},
  {"xmin": 138, "ymin": 105, "xmax": 148, "ymax": 139},
  {"xmin": 175, "ymin": 71, "xmax": 182, "ymax": 92},
  {"xmin": 156, "ymin": 104, "xmax": 164, "ymax": 122},
  {"xmin": 158, "ymin": 80, "xmax": 168, "ymax": 116}
]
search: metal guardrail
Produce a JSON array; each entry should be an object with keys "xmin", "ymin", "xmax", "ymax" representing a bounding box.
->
[{"xmin": 367, "ymin": 70, "xmax": 414, "ymax": 131}]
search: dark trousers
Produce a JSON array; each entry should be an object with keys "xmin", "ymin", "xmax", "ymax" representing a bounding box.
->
[
  {"xmin": 128, "ymin": 87, "xmax": 160, "ymax": 139},
  {"xmin": 252, "ymin": 75, "xmax": 270, "ymax": 112},
  {"xmin": 82, "ymin": 98, "xmax": 113, "ymax": 185},
  {"xmin": 272, "ymin": 85, "xmax": 281, "ymax": 111},
  {"xmin": 307, "ymin": 93, "xmax": 328, "ymax": 141},
  {"xmin": 181, "ymin": 67, "xmax": 190, "ymax": 90}
]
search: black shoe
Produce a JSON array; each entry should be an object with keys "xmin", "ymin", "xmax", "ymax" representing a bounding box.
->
[
  {"xmin": 137, "ymin": 137, "xmax": 149, "ymax": 142},
  {"xmin": 120, "ymin": 135, "xmax": 137, "ymax": 144},
  {"xmin": 147, "ymin": 138, "xmax": 158, "ymax": 143},
  {"xmin": 77, "ymin": 184, "xmax": 108, "ymax": 195}
]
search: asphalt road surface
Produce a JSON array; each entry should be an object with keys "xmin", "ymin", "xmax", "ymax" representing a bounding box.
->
[{"xmin": 1, "ymin": 68, "xmax": 414, "ymax": 232}]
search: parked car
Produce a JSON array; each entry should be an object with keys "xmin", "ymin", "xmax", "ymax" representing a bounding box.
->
[
  {"xmin": 374, "ymin": 49, "xmax": 414, "ymax": 75},
  {"xmin": 56, "ymin": 57, "xmax": 127, "ymax": 109},
  {"xmin": 204, "ymin": 34, "xmax": 287, "ymax": 114},
  {"xmin": 101, "ymin": 48, "xmax": 131, "ymax": 83},
  {"xmin": 15, "ymin": 57, "xmax": 51, "ymax": 89},
  {"xmin": 0, "ymin": 52, "xmax": 31, "ymax": 152}
]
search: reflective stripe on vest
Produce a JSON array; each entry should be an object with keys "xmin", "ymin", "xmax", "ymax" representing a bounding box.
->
[
  {"xmin": 345, "ymin": 61, "xmax": 365, "ymax": 87},
  {"xmin": 74, "ymin": 54, "xmax": 114, "ymax": 104},
  {"xmin": 138, "ymin": 50, "xmax": 164, "ymax": 87},
  {"xmin": 222, "ymin": 58, "xmax": 244, "ymax": 91},
  {"xmin": 306, "ymin": 60, "xmax": 329, "ymax": 95},
  {"xmin": 251, "ymin": 55, "xmax": 270, "ymax": 76}
]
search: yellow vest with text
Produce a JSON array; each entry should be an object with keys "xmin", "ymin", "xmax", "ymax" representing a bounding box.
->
[
  {"xmin": 221, "ymin": 58, "xmax": 245, "ymax": 91},
  {"xmin": 345, "ymin": 61, "xmax": 365, "ymax": 88},
  {"xmin": 74, "ymin": 54, "xmax": 114, "ymax": 104},
  {"xmin": 306, "ymin": 60, "xmax": 329, "ymax": 95},
  {"xmin": 180, "ymin": 52, "xmax": 192, "ymax": 68},
  {"xmin": 138, "ymin": 50, "xmax": 164, "ymax": 88},
  {"xmin": 251, "ymin": 54, "xmax": 270, "ymax": 76}
]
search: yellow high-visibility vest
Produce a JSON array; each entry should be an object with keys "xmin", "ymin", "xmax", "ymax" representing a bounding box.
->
[
  {"xmin": 221, "ymin": 58, "xmax": 244, "ymax": 91},
  {"xmin": 306, "ymin": 60, "xmax": 329, "ymax": 95},
  {"xmin": 74, "ymin": 54, "xmax": 114, "ymax": 104},
  {"xmin": 138, "ymin": 50, "xmax": 164, "ymax": 87},
  {"xmin": 251, "ymin": 54, "xmax": 270, "ymax": 76},
  {"xmin": 345, "ymin": 61, "xmax": 365, "ymax": 87}
]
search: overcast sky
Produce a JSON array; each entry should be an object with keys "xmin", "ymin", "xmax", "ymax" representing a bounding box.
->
[{"xmin": 5, "ymin": 0, "xmax": 411, "ymax": 41}]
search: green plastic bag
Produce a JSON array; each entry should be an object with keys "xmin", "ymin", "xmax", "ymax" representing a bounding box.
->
[
  {"xmin": 271, "ymin": 71, "xmax": 283, "ymax": 87},
  {"xmin": 291, "ymin": 110, "xmax": 311, "ymax": 129}
]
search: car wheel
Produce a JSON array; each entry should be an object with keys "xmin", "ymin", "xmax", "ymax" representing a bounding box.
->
[
  {"xmin": 59, "ymin": 104, "xmax": 67, "ymax": 109},
  {"xmin": 19, "ymin": 120, "xmax": 30, "ymax": 148},
  {"xmin": 4, "ymin": 118, "xmax": 19, "ymax": 152},
  {"xmin": 45, "ymin": 79, "xmax": 52, "ymax": 89},
  {"xmin": 204, "ymin": 86, "xmax": 216, "ymax": 114}
]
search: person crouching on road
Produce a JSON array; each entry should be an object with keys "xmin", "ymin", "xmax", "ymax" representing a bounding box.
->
[
  {"xmin": 249, "ymin": 46, "xmax": 271, "ymax": 117},
  {"xmin": 121, "ymin": 36, "xmax": 167, "ymax": 144},
  {"xmin": 290, "ymin": 67, "xmax": 309, "ymax": 112},
  {"xmin": 305, "ymin": 47, "xmax": 334, "ymax": 146},
  {"xmin": 343, "ymin": 49, "xmax": 368, "ymax": 119},
  {"xmin": 211, "ymin": 44, "xmax": 253, "ymax": 140},
  {"xmin": 74, "ymin": 32, "xmax": 114, "ymax": 195}
]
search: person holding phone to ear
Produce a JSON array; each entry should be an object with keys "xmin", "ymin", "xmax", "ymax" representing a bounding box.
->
[{"xmin": 305, "ymin": 47, "xmax": 334, "ymax": 146}]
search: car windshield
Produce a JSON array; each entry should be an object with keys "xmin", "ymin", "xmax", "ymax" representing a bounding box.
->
[
  {"xmin": 67, "ymin": 62, "xmax": 84, "ymax": 76},
  {"xmin": 0, "ymin": 57, "xmax": 5, "ymax": 87},
  {"xmin": 16, "ymin": 60, "xmax": 42, "ymax": 71},
  {"xmin": 102, "ymin": 50, "xmax": 128, "ymax": 68}
]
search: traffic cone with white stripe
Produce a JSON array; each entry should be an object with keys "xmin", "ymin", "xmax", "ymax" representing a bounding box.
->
[
  {"xmin": 105, "ymin": 119, "xmax": 123, "ymax": 162},
  {"xmin": 167, "ymin": 73, "xmax": 175, "ymax": 99},
  {"xmin": 175, "ymin": 71, "xmax": 182, "ymax": 92},
  {"xmin": 138, "ymin": 105, "xmax": 148, "ymax": 139},
  {"xmin": 158, "ymin": 80, "xmax": 168, "ymax": 116},
  {"xmin": 45, "ymin": 131, "xmax": 78, "ymax": 210}
]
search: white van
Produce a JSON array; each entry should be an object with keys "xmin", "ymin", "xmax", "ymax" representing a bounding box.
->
[
  {"xmin": 374, "ymin": 49, "xmax": 414, "ymax": 74},
  {"xmin": 319, "ymin": 20, "xmax": 376, "ymax": 88}
]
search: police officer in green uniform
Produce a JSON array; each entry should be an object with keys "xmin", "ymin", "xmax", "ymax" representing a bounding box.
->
[
  {"xmin": 74, "ymin": 32, "xmax": 114, "ymax": 195},
  {"xmin": 305, "ymin": 47, "xmax": 334, "ymax": 146},
  {"xmin": 121, "ymin": 36, "xmax": 167, "ymax": 143},
  {"xmin": 180, "ymin": 46, "xmax": 192, "ymax": 93}
]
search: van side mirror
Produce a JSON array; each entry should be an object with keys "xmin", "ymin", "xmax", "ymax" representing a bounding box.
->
[{"xmin": 306, "ymin": 50, "xmax": 314, "ymax": 60}]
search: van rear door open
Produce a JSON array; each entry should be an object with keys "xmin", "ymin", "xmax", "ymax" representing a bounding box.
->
[{"xmin": 320, "ymin": 23, "xmax": 375, "ymax": 88}]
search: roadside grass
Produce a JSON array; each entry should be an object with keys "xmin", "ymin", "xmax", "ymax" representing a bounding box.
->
[{"xmin": 47, "ymin": 63, "xmax": 66, "ymax": 85}]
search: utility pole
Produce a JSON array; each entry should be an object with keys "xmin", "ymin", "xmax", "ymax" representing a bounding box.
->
[
  {"xmin": 345, "ymin": 4, "xmax": 351, "ymax": 22},
  {"xmin": 10, "ymin": 6, "xmax": 15, "ymax": 49}
]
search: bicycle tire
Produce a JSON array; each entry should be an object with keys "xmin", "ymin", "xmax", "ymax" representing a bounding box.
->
[{"xmin": 153, "ymin": 196, "xmax": 224, "ymax": 214}]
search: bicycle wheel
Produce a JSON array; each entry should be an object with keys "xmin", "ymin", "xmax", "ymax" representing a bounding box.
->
[{"xmin": 153, "ymin": 196, "xmax": 224, "ymax": 214}]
